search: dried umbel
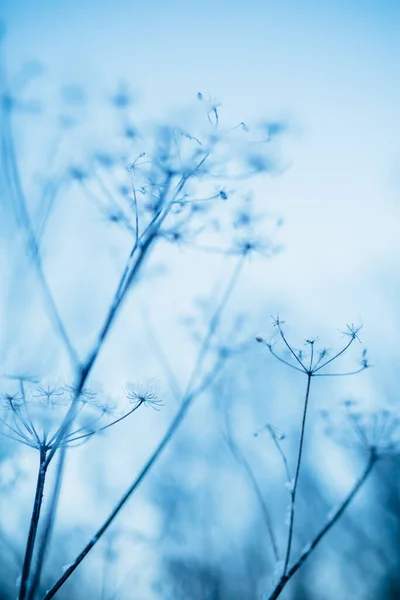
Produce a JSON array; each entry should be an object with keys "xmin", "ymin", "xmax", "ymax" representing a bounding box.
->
[
  {"xmin": 1, "ymin": 375, "xmax": 163, "ymax": 600},
  {"xmin": 255, "ymin": 319, "xmax": 372, "ymax": 600},
  {"xmin": 2, "ymin": 61, "xmax": 287, "ymax": 600},
  {"xmin": 321, "ymin": 401, "xmax": 400, "ymax": 457},
  {"xmin": 0, "ymin": 377, "xmax": 160, "ymax": 453},
  {"xmin": 256, "ymin": 317, "xmax": 369, "ymax": 378}
]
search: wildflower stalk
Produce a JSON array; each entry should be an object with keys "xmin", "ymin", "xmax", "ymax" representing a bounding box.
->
[
  {"xmin": 2, "ymin": 107, "xmax": 80, "ymax": 368},
  {"xmin": 19, "ymin": 447, "xmax": 48, "ymax": 600},
  {"xmin": 224, "ymin": 428, "xmax": 280, "ymax": 562},
  {"xmin": 41, "ymin": 256, "xmax": 245, "ymax": 600},
  {"xmin": 282, "ymin": 372, "xmax": 312, "ymax": 575},
  {"xmin": 267, "ymin": 451, "xmax": 377, "ymax": 600},
  {"xmin": 27, "ymin": 451, "xmax": 64, "ymax": 600},
  {"xmin": 256, "ymin": 320, "xmax": 369, "ymax": 596}
]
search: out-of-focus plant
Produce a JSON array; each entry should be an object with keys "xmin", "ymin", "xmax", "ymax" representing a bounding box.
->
[
  {"xmin": 1, "ymin": 49, "xmax": 285, "ymax": 600},
  {"xmin": 0, "ymin": 376, "xmax": 160, "ymax": 600},
  {"xmin": 253, "ymin": 318, "xmax": 388, "ymax": 599}
]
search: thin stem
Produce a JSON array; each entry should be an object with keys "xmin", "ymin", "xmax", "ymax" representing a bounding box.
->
[
  {"xmin": 266, "ymin": 425, "xmax": 291, "ymax": 484},
  {"xmin": 0, "ymin": 415, "xmax": 35, "ymax": 447},
  {"xmin": 2, "ymin": 109, "xmax": 79, "ymax": 368},
  {"xmin": 27, "ymin": 451, "xmax": 65, "ymax": 600},
  {"xmin": 282, "ymin": 373, "xmax": 312, "ymax": 576},
  {"xmin": 308, "ymin": 341, "xmax": 315, "ymax": 372},
  {"xmin": 277, "ymin": 326, "xmax": 307, "ymax": 372},
  {"xmin": 42, "ymin": 361, "xmax": 225, "ymax": 600},
  {"xmin": 64, "ymin": 405, "xmax": 142, "ymax": 444},
  {"xmin": 41, "ymin": 258, "xmax": 244, "ymax": 600},
  {"xmin": 267, "ymin": 453, "xmax": 376, "ymax": 600},
  {"xmin": 35, "ymin": 159, "xmax": 206, "ymax": 590},
  {"xmin": 19, "ymin": 448, "xmax": 47, "ymax": 600},
  {"xmin": 266, "ymin": 345, "xmax": 305, "ymax": 373},
  {"xmin": 224, "ymin": 418, "xmax": 279, "ymax": 562},
  {"xmin": 129, "ymin": 168, "xmax": 140, "ymax": 244},
  {"xmin": 44, "ymin": 175, "xmax": 173, "ymax": 468},
  {"xmin": 313, "ymin": 338, "xmax": 355, "ymax": 373},
  {"xmin": 313, "ymin": 367, "xmax": 366, "ymax": 377}
]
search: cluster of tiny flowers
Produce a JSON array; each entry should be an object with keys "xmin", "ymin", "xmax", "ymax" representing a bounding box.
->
[
  {"xmin": 256, "ymin": 318, "xmax": 369, "ymax": 377},
  {"xmin": 0, "ymin": 378, "xmax": 162, "ymax": 451},
  {"xmin": 321, "ymin": 400, "xmax": 400, "ymax": 457}
]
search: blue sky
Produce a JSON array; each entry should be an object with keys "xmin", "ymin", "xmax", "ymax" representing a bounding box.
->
[
  {"xmin": 1, "ymin": 2, "xmax": 400, "ymax": 596},
  {"xmin": 2, "ymin": 0, "xmax": 400, "ymax": 389}
]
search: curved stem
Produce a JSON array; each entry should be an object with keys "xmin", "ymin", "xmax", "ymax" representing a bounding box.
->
[
  {"xmin": 267, "ymin": 454, "xmax": 376, "ymax": 600},
  {"xmin": 41, "ymin": 258, "xmax": 244, "ymax": 600}
]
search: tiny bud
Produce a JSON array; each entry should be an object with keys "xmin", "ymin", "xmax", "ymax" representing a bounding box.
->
[{"xmin": 255, "ymin": 337, "xmax": 264, "ymax": 343}]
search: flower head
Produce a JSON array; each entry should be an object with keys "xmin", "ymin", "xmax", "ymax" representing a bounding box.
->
[
  {"xmin": 322, "ymin": 401, "xmax": 400, "ymax": 457},
  {"xmin": 125, "ymin": 381, "xmax": 163, "ymax": 410}
]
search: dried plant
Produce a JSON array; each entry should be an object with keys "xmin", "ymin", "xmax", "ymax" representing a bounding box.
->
[
  {"xmin": 254, "ymin": 318, "xmax": 381, "ymax": 599},
  {"xmin": 1, "ymin": 54, "xmax": 285, "ymax": 600}
]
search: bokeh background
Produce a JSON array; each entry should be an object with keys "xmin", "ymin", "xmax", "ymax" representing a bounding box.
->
[{"xmin": 0, "ymin": 1, "xmax": 400, "ymax": 599}]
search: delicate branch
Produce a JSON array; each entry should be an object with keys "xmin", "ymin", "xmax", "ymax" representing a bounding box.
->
[
  {"xmin": 2, "ymin": 107, "xmax": 80, "ymax": 368},
  {"xmin": 27, "ymin": 450, "xmax": 65, "ymax": 600},
  {"xmin": 313, "ymin": 336, "xmax": 357, "ymax": 373},
  {"xmin": 313, "ymin": 367, "xmax": 367, "ymax": 377},
  {"xmin": 44, "ymin": 173, "xmax": 174, "ymax": 468},
  {"xmin": 282, "ymin": 373, "xmax": 312, "ymax": 575},
  {"xmin": 273, "ymin": 320, "xmax": 307, "ymax": 372},
  {"xmin": 256, "ymin": 339, "xmax": 305, "ymax": 374},
  {"xmin": 267, "ymin": 453, "xmax": 376, "ymax": 600},
  {"xmin": 63, "ymin": 404, "xmax": 143, "ymax": 444},
  {"xmin": 224, "ymin": 410, "xmax": 279, "ymax": 562},
  {"xmin": 266, "ymin": 425, "xmax": 291, "ymax": 485},
  {"xmin": 19, "ymin": 447, "xmax": 48, "ymax": 600},
  {"xmin": 41, "ymin": 257, "xmax": 245, "ymax": 599}
]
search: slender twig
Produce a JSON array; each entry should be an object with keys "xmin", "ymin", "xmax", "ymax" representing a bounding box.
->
[
  {"xmin": 262, "ymin": 342, "xmax": 305, "ymax": 373},
  {"xmin": 44, "ymin": 172, "xmax": 174, "ymax": 468},
  {"xmin": 27, "ymin": 451, "xmax": 65, "ymax": 600},
  {"xmin": 266, "ymin": 425, "xmax": 291, "ymax": 485},
  {"xmin": 313, "ymin": 338, "xmax": 356, "ymax": 373},
  {"xmin": 1, "ymin": 107, "xmax": 80, "ymax": 368},
  {"xmin": 275, "ymin": 324, "xmax": 307, "ymax": 372},
  {"xmin": 129, "ymin": 167, "xmax": 140, "ymax": 244},
  {"xmin": 63, "ymin": 404, "xmax": 143, "ymax": 444},
  {"xmin": 19, "ymin": 447, "xmax": 48, "ymax": 600},
  {"xmin": 32, "ymin": 154, "xmax": 212, "ymax": 596},
  {"xmin": 41, "ymin": 257, "xmax": 245, "ymax": 599},
  {"xmin": 282, "ymin": 373, "xmax": 312, "ymax": 576},
  {"xmin": 267, "ymin": 453, "xmax": 376, "ymax": 600},
  {"xmin": 313, "ymin": 367, "xmax": 366, "ymax": 377},
  {"xmin": 223, "ymin": 410, "xmax": 279, "ymax": 562}
]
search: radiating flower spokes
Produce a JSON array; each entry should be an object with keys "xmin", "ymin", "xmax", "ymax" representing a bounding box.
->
[
  {"xmin": 0, "ymin": 378, "xmax": 163, "ymax": 452},
  {"xmin": 322, "ymin": 400, "xmax": 400, "ymax": 457},
  {"xmin": 256, "ymin": 316, "xmax": 369, "ymax": 378}
]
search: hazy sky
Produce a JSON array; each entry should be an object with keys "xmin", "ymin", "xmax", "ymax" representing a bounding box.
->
[
  {"xmin": 2, "ymin": 0, "xmax": 400, "ymax": 387},
  {"xmin": 1, "ymin": 4, "xmax": 399, "ymax": 596}
]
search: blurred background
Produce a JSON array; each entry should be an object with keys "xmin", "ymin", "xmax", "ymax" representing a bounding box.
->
[{"xmin": 0, "ymin": 1, "xmax": 400, "ymax": 598}]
